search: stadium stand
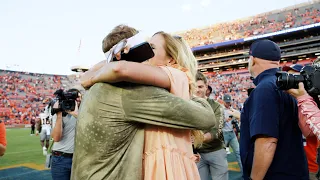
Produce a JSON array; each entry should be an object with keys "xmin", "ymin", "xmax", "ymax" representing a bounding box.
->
[
  {"xmin": 0, "ymin": 70, "xmax": 74, "ymax": 125},
  {"xmin": 177, "ymin": 1, "xmax": 320, "ymax": 48},
  {"xmin": 1, "ymin": 1, "xmax": 320, "ymax": 125},
  {"xmin": 184, "ymin": 1, "xmax": 320, "ymax": 111}
]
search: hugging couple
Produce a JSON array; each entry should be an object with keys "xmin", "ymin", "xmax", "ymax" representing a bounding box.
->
[{"xmin": 71, "ymin": 25, "xmax": 217, "ymax": 180}]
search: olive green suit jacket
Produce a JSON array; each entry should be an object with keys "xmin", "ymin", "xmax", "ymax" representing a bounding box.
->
[{"xmin": 71, "ymin": 83, "xmax": 216, "ymax": 180}]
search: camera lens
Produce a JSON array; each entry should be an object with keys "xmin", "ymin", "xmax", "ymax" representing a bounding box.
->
[{"xmin": 276, "ymin": 72, "xmax": 304, "ymax": 90}]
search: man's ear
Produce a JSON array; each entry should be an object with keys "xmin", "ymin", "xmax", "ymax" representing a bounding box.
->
[{"xmin": 252, "ymin": 57, "xmax": 256, "ymax": 66}]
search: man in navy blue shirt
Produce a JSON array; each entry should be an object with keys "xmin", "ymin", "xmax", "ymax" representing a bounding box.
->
[{"xmin": 240, "ymin": 39, "xmax": 308, "ymax": 180}]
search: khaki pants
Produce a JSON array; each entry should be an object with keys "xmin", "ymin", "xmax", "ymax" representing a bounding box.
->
[{"xmin": 310, "ymin": 172, "xmax": 318, "ymax": 180}]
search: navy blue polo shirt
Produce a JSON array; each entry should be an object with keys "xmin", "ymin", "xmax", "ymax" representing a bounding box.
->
[{"xmin": 240, "ymin": 68, "xmax": 308, "ymax": 180}]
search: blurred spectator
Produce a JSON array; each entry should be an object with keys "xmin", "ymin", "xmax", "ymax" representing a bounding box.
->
[
  {"xmin": 30, "ymin": 117, "xmax": 36, "ymax": 135},
  {"xmin": 0, "ymin": 69, "xmax": 78, "ymax": 125},
  {"xmin": 0, "ymin": 119, "xmax": 6, "ymax": 156},
  {"xmin": 206, "ymin": 73, "xmax": 255, "ymax": 111}
]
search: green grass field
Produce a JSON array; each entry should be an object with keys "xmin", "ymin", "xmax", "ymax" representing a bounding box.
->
[{"xmin": 0, "ymin": 128, "xmax": 46, "ymax": 168}]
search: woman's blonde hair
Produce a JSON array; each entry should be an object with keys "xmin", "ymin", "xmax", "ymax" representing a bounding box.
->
[
  {"xmin": 174, "ymin": 36, "xmax": 198, "ymax": 94},
  {"xmin": 153, "ymin": 32, "xmax": 197, "ymax": 93},
  {"xmin": 153, "ymin": 32, "xmax": 203, "ymax": 148}
]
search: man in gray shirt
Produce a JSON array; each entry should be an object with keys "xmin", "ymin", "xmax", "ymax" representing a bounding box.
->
[
  {"xmin": 51, "ymin": 88, "xmax": 82, "ymax": 180},
  {"xmin": 222, "ymin": 94, "xmax": 242, "ymax": 174}
]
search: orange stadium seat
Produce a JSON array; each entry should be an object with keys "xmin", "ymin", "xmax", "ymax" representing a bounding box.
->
[
  {"xmin": 177, "ymin": 3, "xmax": 320, "ymax": 48},
  {"xmin": 0, "ymin": 69, "xmax": 71, "ymax": 124}
]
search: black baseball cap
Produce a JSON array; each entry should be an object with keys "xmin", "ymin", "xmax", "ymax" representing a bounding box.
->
[
  {"xmin": 249, "ymin": 39, "xmax": 281, "ymax": 61},
  {"xmin": 223, "ymin": 94, "xmax": 232, "ymax": 103}
]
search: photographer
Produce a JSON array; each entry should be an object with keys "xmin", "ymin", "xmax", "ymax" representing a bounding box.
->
[
  {"xmin": 287, "ymin": 73, "xmax": 320, "ymax": 139},
  {"xmin": 288, "ymin": 82, "xmax": 320, "ymax": 179},
  {"xmin": 50, "ymin": 88, "xmax": 81, "ymax": 180},
  {"xmin": 284, "ymin": 64, "xmax": 319, "ymax": 180},
  {"xmin": 222, "ymin": 94, "xmax": 242, "ymax": 173}
]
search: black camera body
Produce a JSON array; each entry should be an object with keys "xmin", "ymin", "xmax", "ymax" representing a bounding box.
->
[
  {"xmin": 231, "ymin": 119, "xmax": 240, "ymax": 132},
  {"xmin": 276, "ymin": 64, "xmax": 320, "ymax": 95},
  {"xmin": 50, "ymin": 89, "xmax": 78, "ymax": 115}
]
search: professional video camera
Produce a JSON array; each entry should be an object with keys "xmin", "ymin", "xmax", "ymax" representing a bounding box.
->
[
  {"xmin": 276, "ymin": 64, "xmax": 320, "ymax": 95},
  {"xmin": 50, "ymin": 89, "xmax": 78, "ymax": 115}
]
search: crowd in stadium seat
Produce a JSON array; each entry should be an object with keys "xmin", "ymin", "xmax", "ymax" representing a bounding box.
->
[
  {"xmin": 0, "ymin": 57, "xmax": 314, "ymax": 125},
  {"xmin": 2, "ymin": 3, "xmax": 319, "ymax": 125},
  {"xmin": 0, "ymin": 69, "xmax": 255, "ymax": 125},
  {"xmin": 178, "ymin": 3, "xmax": 320, "ymax": 47},
  {"xmin": 206, "ymin": 73, "xmax": 255, "ymax": 110},
  {"xmin": 202, "ymin": 58, "xmax": 315, "ymax": 110},
  {"xmin": 0, "ymin": 70, "xmax": 70, "ymax": 125}
]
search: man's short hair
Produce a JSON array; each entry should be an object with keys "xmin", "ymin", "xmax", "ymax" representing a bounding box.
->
[
  {"xmin": 102, "ymin": 25, "xmax": 138, "ymax": 53},
  {"xmin": 207, "ymin": 86, "xmax": 212, "ymax": 93},
  {"xmin": 196, "ymin": 72, "xmax": 208, "ymax": 84}
]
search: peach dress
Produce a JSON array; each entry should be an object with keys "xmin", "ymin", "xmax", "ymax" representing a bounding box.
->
[{"xmin": 143, "ymin": 66, "xmax": 200, "ymax": 180}]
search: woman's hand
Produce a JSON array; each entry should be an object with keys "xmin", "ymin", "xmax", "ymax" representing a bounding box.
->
[
  {"xmin": 114, "ymin": 43, "xmax": 131, "ymax": 60},
  {"xmin": 80, "ymin": 74, "xmax": 95, "ymax": 90},
  {"xmin": 194, "ymin": 153, "xmax": 201, "ymax": 163},
  {"xmin": 107, "ymin": 39, "xmax": 131, "ymax": 61},
  {"xmin": 287, "ymin": 82, "xmax": 308, "ymax": 99},
  {"xmin": 80, "ymin": 61, "xmax": 106, "ymax": 89}
]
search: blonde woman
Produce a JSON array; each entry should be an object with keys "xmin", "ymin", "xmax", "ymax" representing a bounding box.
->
[
  {"xmin": 82, "ymin": 32, "xmax": 204, "ymax": 179},
  {"xmin": 174, "ymin": 35, "xmax": 204, "ymax": 151}
]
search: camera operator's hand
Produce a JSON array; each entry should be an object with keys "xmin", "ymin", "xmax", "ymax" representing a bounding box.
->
[
  {"xmin": 287, "ymin": 82, "xmax": 307, "ymax": 99},
  {"xmin": 226, "ymin": 109, "xmax": 241, "ymax": 120},
  {"xmin": 66, "ymin": 101, "xmax": 79, "ymax": 118}
]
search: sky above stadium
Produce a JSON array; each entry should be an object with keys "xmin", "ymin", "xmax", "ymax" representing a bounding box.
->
[{"xmin": 0, "ymin": 0, "xmax": 310, "ymax": 75}]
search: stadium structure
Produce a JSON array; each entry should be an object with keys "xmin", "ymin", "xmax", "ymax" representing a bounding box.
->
[
  {"xmin": 177, "ymin": 0, "xmax": 320, "ymax": 76},
  {"xmin": 1, "ymin": 1, "xmax": 320, "ymax": 180},
  {"xmin": 1, "ymin": 1, "xmax": 320, "ymax": 125}
]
